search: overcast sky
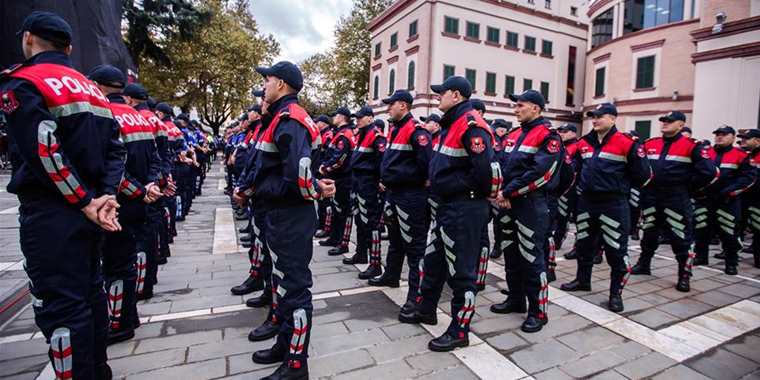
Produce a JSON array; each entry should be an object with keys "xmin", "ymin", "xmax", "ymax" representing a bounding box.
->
[{"xmin": 250, "ymin": 0, "xmax": 355, "ymax": 63}]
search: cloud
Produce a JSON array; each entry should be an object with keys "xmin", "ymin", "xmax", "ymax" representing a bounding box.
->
[{"xmin": 250, "ymin": 0, "xmax": 354, "ymax": 63}]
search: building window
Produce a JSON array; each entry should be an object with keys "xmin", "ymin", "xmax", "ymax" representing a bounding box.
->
[
  {"xmin": 407, "ymin": 61, "xmax": 416, "ymax": 90},
  {"xmin": 571, "ymin": 6, "xmax": 578, "ymax": 16},
  {"xmin": 506, "ymin": 32, "xmax": 519, "ymax": 48},
  {"xmin": 373, "ymin": 76, "xmax": 379, "ymax": 100},
  {"xmin": 374, "ymin": 43, "xmax": 381, "ymax": 58},
  {"xmin": 566, "ymin": 46, "xmax": 576, "ymax": 106},
  {"xmin": 540, "ymin": 82, "xmax": 550, "ymax": 103},
  {"xmin": 505, "ymin": 75, "xmax": 515, "ymax": 96},
  {"xmin": 636, "ymin": 55, "xmax": 655, "ymax": 89},
  {"xmin": 487, "ymin": 27, "xmax": 500, "ymax": 44},
  {"xmin": 542, "ymin": 40, "xmax": 553, "ymax": 56},
  {"xmin": 388, "ymin": 69, "xmax": 395, "ymax": 94},
  {"xmin": 444, "ymin": 16, "xmax": 459, "ymax": 34},
  {"xmin": 523, "ymin": 78, "xmax": 533, "ymax": 91},
  {"xmin": 591, "ymin": 7, "xmax": 614, "ymax": 48},
  {"xmin": 624, "ymin": 0, "xmax": 684, "ymax": 35},
  {"xmin": 390, "ymin": 32, "xmax": 398, "ymax": 50},
  {"xmin": 443, "ymin": 64, "xmax": 455, "ymax": 80},
  {"xmin": 545, "ymin": 0, "xmax": 552, "ymax": 9},
  {"xmin": 635, "ymin": 120, "xmax": 652, "ymax": 140},
  {"xmin": 524, "ymin": 36, "xmax": 536, "ymax": 52},
  {"xmin": 486, "ymin": 72, "xmax": 497, "ymax": 94},
  {"xmin": 465, "ymin": 69, "xmax": 477, "ymax": 90},
  {"xmin": 595, "ymin": 67, "xmax": 606, "ymax": 97},
  {"xmin": 409, "ymin": 20, "xmax": 418, "ymax": 38},
  {"xmin": 466, "ymin": 22, "xmax": 480, "ymax": 39}
]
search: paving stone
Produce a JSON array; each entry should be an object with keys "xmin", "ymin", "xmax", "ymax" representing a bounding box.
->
[
  {"xmin": 310, "ymin": 348, "xmax": 375, "ymax": 377},
  {"xmin": 413, "ymin": 365, "xmax": 479, "ymax": 380},
  {"xmin": 124, "ymin": 358, "xmax": 226, "ymax": 380},
  {"xmin": 405, "ymin": 351, "xmax": 461, "ymax": 372},
  {"xmin": 559, "ymin": 350, "xmax": 627, "ymax": 378},
  {"xmin": 651, "ymin": 364, "xmax": 714, "ymax": 380},
  {"xmin": 344, "ymin": 316, "xmax": 398, "ymax": 332},
  {"xmin": 555, "ymin": 326, "xmax": 626, "ymax": 355},
  {"xmin": 532, "ymin": 367, "xmax": 574, "ymax": 380},
  {"xmin": 718, "ymin": 283, "xmax": 760, "ymax": 298},
  {"xmin": 310, "ymin": 328, "xmax": 389, "ymax": 355},
  {"xmin": 380, "ymin": 323, "xmax": 427, "ymax": 341},
  {"xmin": 135, "ymin": 330, "xmax": 222, "ymax": 354},
  {"xmin": 606, "ymin": 341, "xmax": 651, "ymax": 360},
  {"xmin": 107, "ymin": 340, "xmax": 137, "ymax": 358},
  {"xmin": 691, "ymin": 290, "xmax": 742, "ymax": 307},
  {"xmin": 0, "ymin": 354, "xmax": 48, "ymax": 377},
  {"xmin": 227, "ymin": 352, "xmax": 278, "ymax": 375},
  {"xmin": 366, "ymin": 334, "xmax": 432, "ymax": 363},
  {"xmin": 331, "ymin": 358, "xmax": 422, "ymax": 380},
  {"xmin": 310, "ymin": 321, "xmax": 350, "ymax": 340},
  {"xmin": 515, "ymin": 313, "xmax": 594, "ymax": 343},
  {"xmin": 470, "ymin": 314, "xmax": 524, "ymax": 335},
  {"xmin": 132, "ymin": 321, "xmax": 164, "ymax": 340},
  {"xmin": 656, "ymin": 298, "xmax": 713, "ymax": 319},
  {"xmin": 486, "ymin": 331, "xmax": 529, "ymax": 351},
  {"xmin": 0, "ymin": 338, "xmax": 49, "ymax": 360},
  {"xmin": 724, "ymin": 335, "xmax": 760, "ymax": 363},
  {"xmin": 509, "ymin": 339, "xmax": 580, "ymax": 374},
  {"xmin": 686, "ymin": 348, "xmax": 760, "ymax": 380},
  {"xmin": 109, "ymin": 347, "xmax": 187, "ymax": 377},
  {"xmin": 615, "ymin": 352, "xmax": 677, "ymax": 379},
  {"xmin": 0, "ymin": 373, "xmax": 39, "ymax": 380},
  {"xmin": 628, "ymin": 308, "xmax": 681, "ymax": 328},
  {"xmin": 187, "ymin": 336, "xmax": 273, "ymax": 363}
]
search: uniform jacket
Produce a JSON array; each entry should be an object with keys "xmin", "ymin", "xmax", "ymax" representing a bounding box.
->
[
  {"xmin": 350, "ymin": 124, "xmax": 386, "ymax": 176},
  {"xmin": 500, "ymin": 117, "xmax": 562, "ymax": 198},
  {"xmin": 380, "ymin": 113, "xmax": 432, "ymax": 190},
  {"xmin": 321, "ymin": 123, "xmax": 356, "ymax": 178},
  {"xmin": 703, "ymin": 144, "xmax": 755, "ymax": 198},
  {"xmin": 643, "ymin": 133, "xmax": 719, "ymax": 192}
]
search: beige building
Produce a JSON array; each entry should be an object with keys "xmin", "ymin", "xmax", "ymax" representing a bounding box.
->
[
  {"xmin": 584, "ymin": 0, "xmax": 760, "ymax": 139},
  {"xmin": 367, "ymin": 0, "xmax": 589, "ymax": 127}
]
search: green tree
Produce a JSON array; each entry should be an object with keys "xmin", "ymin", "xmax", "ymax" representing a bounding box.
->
[{"xmin": 139, "ymin": 0, "xmax": 279, "ymax": 133}]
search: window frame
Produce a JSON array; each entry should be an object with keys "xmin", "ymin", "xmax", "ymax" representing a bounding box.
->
[
  {"xmin": 465, "ymin": 21, "xmax": 481, "ymax": 40},
  {"xmin": 444, "ymin": 16, "xmax": 459, "ymax": 34},
  {"xmin": 485, "ymin": 72, "xmax": 497, "ymax": 95}
]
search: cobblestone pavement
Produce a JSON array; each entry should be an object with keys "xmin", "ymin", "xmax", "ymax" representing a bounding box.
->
[{"xmin": 1, "ymin": 167, "xmax": 760, "ymax": 380}]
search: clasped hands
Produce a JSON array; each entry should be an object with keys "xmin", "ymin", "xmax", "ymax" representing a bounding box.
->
[{"xmin": 81, "ymin": 195, "xmax": 121, "ymax": 232}]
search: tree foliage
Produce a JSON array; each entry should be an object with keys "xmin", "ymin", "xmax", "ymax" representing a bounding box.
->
[
  {"xmin": 299, "ymin": 0, "xmax": 392, "ymax": 111},
  {"xmin": 138, "ymin": 0, "xmax": 279, "ymax": 133}
]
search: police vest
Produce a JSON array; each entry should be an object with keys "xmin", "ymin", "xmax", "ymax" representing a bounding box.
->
[
  {"xmin": 329, "ymin": 125, "xmax": 357, "ymax": 150},
  {"xmin": 502, "ymin": 119, "xmax": 558, "ymax": 197},
  {"xmin": 706, "ymin": 145, "xmax": 751, "ymax": 196},
  {"xmin": 380, "ymin": 116, "xmax": 429, "ymax": 188},
  {"xmin": 576, "ymin": 130, "xmax": 643, "ymax": 195},
  {"xmin": 351, "ymin": 126, "xmax": 385, "ymax": 174},
  {"xmin": 644, "ymin": 135, "xmax": 713, "ymax": 188}
]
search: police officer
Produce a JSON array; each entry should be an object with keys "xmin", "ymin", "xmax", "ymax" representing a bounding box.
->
[
  {"xmin": 155, "ymin": 102, "xmax": 181, "ymax": 242},
  {"xmin": 314, "ymin": 114, "xmax": 335, "ymax": 239},
  {"xmin": 371, "ymin": 90, "xmax": 432, "ymax": 315},
  {"xmin": 693, "ymin": 126, "xmax": 755, "ymax": 274},
  {"xmin": 1, "ymin": 11, "xmax": 127, "ymax": 379},
  {"xmin": 490, "ymin": 90, "xmax": 562, "ymax": 333},
  {"xmin": 555, "ymin": 124, "xmax": 579, "ymax": 258},
  {"xmin": 89, "ymin": 65, "xmax": 162, "ymax": 345},
  {"xmin": 421, "ymin": 114, "xmax": 441, "ymax": 139},
  {"xmin": 238, "ymin": 61, "xmax": 334, "ymax": 380},
  {"xmin": 738, "ymin": 129, "xmax": 760, "ymax": 268},
  {"xmin": 344, "ymin": 106, "xmax": 387, "ymax": 281},
  {"xmin": 174, "ymin": 114, "xmax": 195, "ymax": 220},
  {"xmin": 470, "ymin": 99, "xmax": 495, "ymax": 282},
  {"xmin": 559, "ymin": 103, "xmax": 652, "ymax": 312},
  {"xmin": 631, "ymin": 111, "xmax": 719, "ymax": 292},
  {"xmin": 489, "ymin": 119, "xmax": 510, "ymax": 259},
  {"xmin": 320, "ymin": 106, "xmax": 356, "ymax": 255},
  {"xmin": 406, "ymin": 76, "xmax": 496, "ymax": 352},
  {"xmin": 123, "ymin": 83, "xmax": 166, "ymax": 301}
]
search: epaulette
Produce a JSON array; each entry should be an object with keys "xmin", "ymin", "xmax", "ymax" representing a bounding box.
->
[
  {"xmin": 645, "ymin": 136, "xmax": 662, "ymax": 142},
  {"xmin": 0, "ymin": 63, "xmax": 24, "ymax": 78},
  {"xmin": 466, "ymin": 113, "xmax": 477, "ymax": 127},
  {"xmin": 620, "ymin": 132, "xmax": 637, "ymax": 142}
]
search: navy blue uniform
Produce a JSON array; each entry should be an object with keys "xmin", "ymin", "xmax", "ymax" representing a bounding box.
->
[
  {"xmin": 572, "ymin": 127, "xmax": 651, "ymax": 295},
  {"xmin": 321, "ymin": 124, "xmax": 355, "ymax": 248},
  {"xmin": 379, "ymin": 113, "xmax": 432, "ymax": 303},
  {"xmin": 747, "ymin": 148, "xmax": 760, "ymax": 267},
  {"xmin": 1, "ymin": 51, "xmax": 126, "ymax": 380},
  {"xmin": 418, "ymin": 101, "xmax": 496, "ymax": 339}
]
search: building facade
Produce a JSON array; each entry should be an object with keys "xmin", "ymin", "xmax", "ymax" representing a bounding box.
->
[
  {"xmin": 584, "ymin": 0, "xmax": 760, "ymax": 139},
  {"xmin": 367, "ymin": 0, "xmax": 589, "ymax": 127}
]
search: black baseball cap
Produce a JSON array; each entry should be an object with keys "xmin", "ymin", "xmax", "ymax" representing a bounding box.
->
[
  {"xmin": 248, "ymin": 104, "xmax": 262, "ymax": 114},
  {"xmin": 315, "ymin": 115, "xmax": 331, "ymax": 124},
  {"xmin": 471, "ymin": 99, "xmax": 486, "ymax": 113},
  {"xmin": 255, "ymin": 61, "xmax": 303, "ymax": 92},
  {"xmin": 87, "ymin": 65, "xmax": 126, "ymax": 89},
  {"xmin": 558, "ymin": 123, "xmax": 578, "ymax": 133},
  {"xmin": 659, "ymin": 111, "xmax": 686, "ymax": 123},
  {"xmin": 509, "ymin": 89, "xmax": 545, "ymax": 110},
  {"xmin": 586, "ymin": 102, "xmax": 617, "ymax": 117},
  {"xmin": 382, "ymin": 90, "xmax": 414, "ymax": 105},
  {"xmin": 251, "ymin": 88, "xmax": 265, "ymax": 98},
  {"xmin": 123, "ymin": 83, "xmax": 149, "ymax": 100},
  {"xmin": 373, "ymin": 119, "xmax": 386, "ymax": 129},
  {"xmin": 17, "ymin": 11, "xmax": 72, "ymax": 46},
  {"xmin": 681, "ymin": 126, "xmax": 692, "ymax": 134},
  {"xmin": 333, "ymin": 106, "xmax": 352, "ymax": 118},
  {"xmin": 492, "ymin": 119, "xmax": 510, "ymax": 129},
  {"xmin": 713, "ymin": 125, "xmax": 736, "ymax": 135},
  {"xmin": 431, "ymin": 76, "xmax": 472, "ymax": 98},
  {"xmin": 420, "ymin": 114, "xmax": 441, "ymax": 123},
  {"xmin": 738, "ymin": 129, "xmax": 760, "ymax": 139},
  {"xmin": 352, "ymin": 105, "xmax": 374, "ymax": 118},
  {"xmin": 156, "ymin": 102, "xmax": 174, "ymax": 115}
]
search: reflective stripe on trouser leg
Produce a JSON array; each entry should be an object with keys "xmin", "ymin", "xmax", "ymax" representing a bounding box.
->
[
  {"xmin": 324, "ymin": 206, "xmax": 333, "ymax": 233},
  {"xmin": 396, "ymin": 205, "xmax": 413, "ymax": 243},
  {"xmin": 455, "ymin": 290, "xmax": 475, "ymax": 333},
  {"xmin": 135, "ymin": 252, "xmax": 146, "ymax": 295},
  {"xmin": 340, "ymin": 209, "xmax": 353, "ymax": 249},
  {"xmin": 476, "ymin": 246, "xmax": 488, "ymax": 287},
  {"xmin": 538, "ymin": 272, "xmax": 548, "ymax": 319},
  {"xmin": 370, "ymin": 229, "xmax": 381, "ymax": 267},
  {"xmin": 51, "ymin": 327, "xmax": 73, "ymax": 380},
  {"xmin": 547, "ymin": 236, "xmax": 556, "ymax": 270},
  {"xmin": 107, "ymin": 280, "xmax": 124, "ymax": 330},
  {"xmin": 289, "ymin": 308, "xmax": 309, "ymax": 356}
]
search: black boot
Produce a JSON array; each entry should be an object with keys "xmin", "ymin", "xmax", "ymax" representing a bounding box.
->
[
  {"xmin": 239, "ymin": 225, "xmax": 251, "ymax": 233},
  {"xmin": 564, "ymin": 247, "xmax": 577, "ymax": 260},
  {"xmin": 725, "ymin": 264, "xmax": 738, "ymax": 275},
  {"xmin": 593, "ymin": 251, "xmax": 604, "ymax": 264},
  {"xmin": 714, "ymin": 251, "xmax": 727, "ymax": 260},
  {"xmin": 328, "ymin": 246, "xmax": 349, "ymax": 256},
  {"xmin": 107, "ymin": 329, "xmax": 135, "ymax": 346},
  {"xmin": 428, "ymin": 332, "xmax": 469, "ymax": 352},
  {"xmin": 560, "ymin": 279, "xmax": 591, "ymax": 292},
  {"xmin": 608, "ymin": 294, "xmax": 624, "ymax": 312},
  {"xmin": 231, "ymin": 277, "xmax": 264, "ymax": 295},
  {"xmin": 260, "ymin": 361, "xmax": 309, "ymax": 380},
  {"xmin": 318, "ymin": 239, "xmax": 338, "ymax": 247},
  {"xmin": 398, "ymin": 309, "xmax": 437, "ymax": 325},
  {"xmin": 547, "ymin": 269, "xmax": 556, "ymax": 283},
  {"xmin": 248, "ymin": 319, "xmax": 280, "ymax": 341},
  {"xmin": 96, "ymin": 363, "xmax": 113, "ymax": 380},
  {"xmin": 368, "ymin": 273, "xmax": 399, "ymax": 288},
  {"xmin": 252, "ymin": 345, "xmax": 286, "ymax": 365},
  {"xmin": 490, "ymin": 297, "xmax": 527, "ymax": 314},
  {"xmin": 342, "ymin": 253, "xmax": 367, "ymax": 265},
  {"xmin": 521, "ymin": 314, "xmax": 548, "ymax": 333},
  {"xmin": 676, "ymin": 274, "xmax": 690, "ymax": 292},
  {"xmin": 246, "ymin": 291, "xmax": 273, "ymax": 308},
  {"xmin": 240, "ymin": 234, "xmax": 252, "ymax": 243},
  {"xmin": 241, "ymin": 241, "xmax": 252, "ymax": 248},
  {"xmin": 630, "ymin": 257, "xmax": 652, "ymax": 275},
  {"xmin": 489, "ymin": 247, "xmax": 502, "ymax": 259},
  {"xmin": 314, "ymin": 229, "xmax": 328, "ymax": 238},
  {"xmin": 358, "ymin": 265, "xmax": 381, "ymax": 280}
]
